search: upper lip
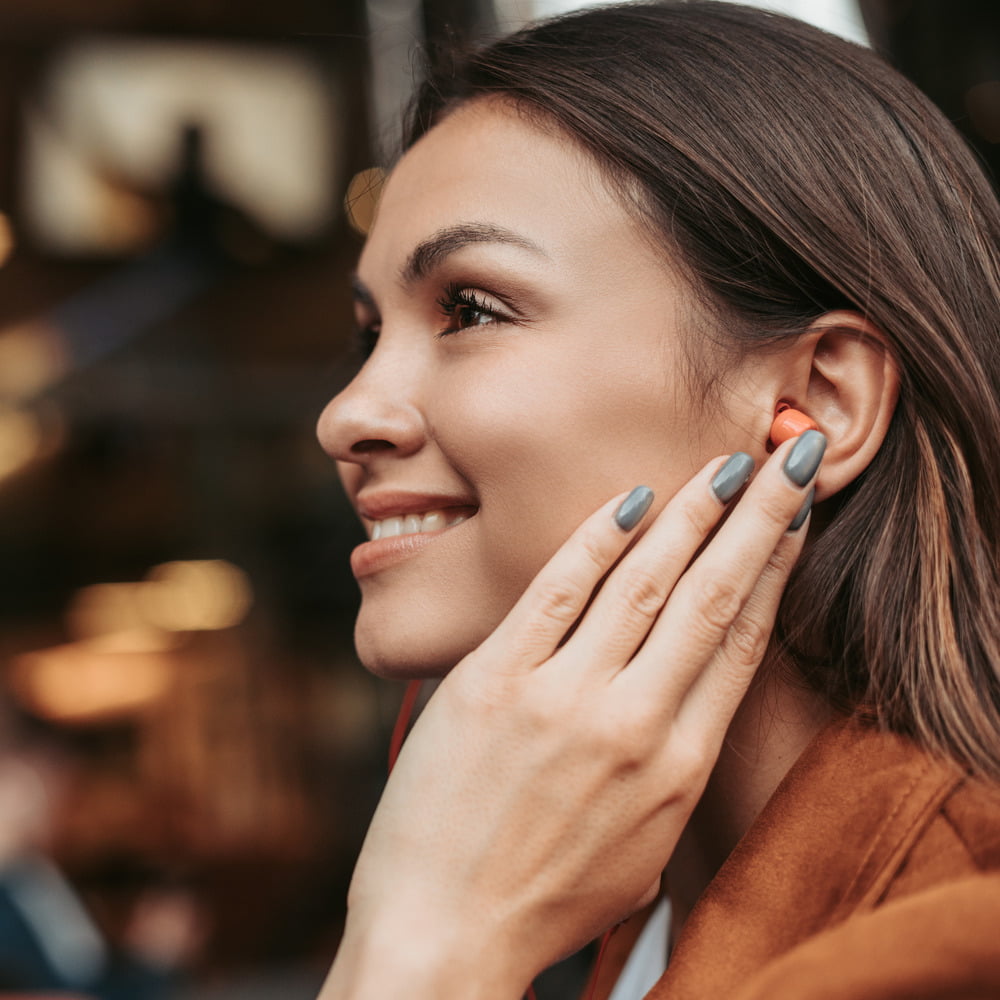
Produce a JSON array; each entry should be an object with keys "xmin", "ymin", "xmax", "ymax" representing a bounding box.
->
[{"xmin": 354, "ymin": 490, "xmax": 479, "ymax": 521}]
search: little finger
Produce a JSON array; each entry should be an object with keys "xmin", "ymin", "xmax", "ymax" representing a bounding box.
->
[{"xmin": 676, "ymin": 504, "xmax": 811, "ymax": 749}]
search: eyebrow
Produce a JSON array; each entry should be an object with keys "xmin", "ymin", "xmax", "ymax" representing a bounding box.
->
[{"xmin": 400, "ymin": 223, "xmax": 546, "ymax": 286}]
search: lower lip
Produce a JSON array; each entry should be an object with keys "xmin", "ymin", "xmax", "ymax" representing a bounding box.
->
[{"xmin": 349, "ymin": 522, "xmax": 468, "ymax": 579}]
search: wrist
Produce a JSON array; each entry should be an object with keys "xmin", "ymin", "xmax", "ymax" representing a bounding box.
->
[{"xmin": 320, "ymin": 906, "xmax": 530, "ymax": 1000}]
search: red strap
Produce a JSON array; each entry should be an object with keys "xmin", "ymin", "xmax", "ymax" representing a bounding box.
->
[
  {"xmin": 388, "ymin": 679, "xmax": 423, "ymax": 773},
  {"xmin": 582, "ymin": 927, "xmax": 617, "ymax": 1000}
]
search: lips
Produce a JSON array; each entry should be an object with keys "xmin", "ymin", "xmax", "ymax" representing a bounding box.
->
[{"xmin": 350, "ymin": 491, "xmax": 478, "ymax": 578}]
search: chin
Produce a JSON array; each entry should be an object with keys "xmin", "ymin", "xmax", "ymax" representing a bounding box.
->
[
  {"xmin": 350, "ymin": 566, "xmax": 527, "ymax": 679},
  {"xmin": 353, "ymin": 616, "xmax": 483, "ymax": 680}
]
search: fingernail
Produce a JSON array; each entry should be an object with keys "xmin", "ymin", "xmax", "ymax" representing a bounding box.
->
[
  {"xmin": 788, "ymin": 487, "xmax": 815, "ymax": 531},
  {"xmin": 782, "ymin": 429, "xmax": 827, "ymax": 487},
  {"xmin": 614, "ymin": 485, "xmax": 654, "ymax": 531},
  {"xmin": 710, "ymin": 452, "xmax": 754, "ymax": 503}
]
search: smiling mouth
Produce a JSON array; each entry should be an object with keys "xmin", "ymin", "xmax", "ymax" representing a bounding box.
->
[{"xmin": 367, "ymin": 506, "xmax": 477, "ymax": 541}]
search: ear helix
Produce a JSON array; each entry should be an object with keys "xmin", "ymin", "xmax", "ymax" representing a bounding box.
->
[{"xmin": 769, "ymin": 403, "xmax": 819, "ymax": 447}]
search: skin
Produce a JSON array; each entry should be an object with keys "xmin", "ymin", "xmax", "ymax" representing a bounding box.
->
[
  {"xmin": 316, "ymin": 99, "xmax": 842, "ymax": 997},
  {"xmin": 318, "ymin": 99, "xmax": 775, "ymax": 678}
]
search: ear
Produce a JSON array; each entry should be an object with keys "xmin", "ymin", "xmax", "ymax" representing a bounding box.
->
[{"xmin": 771, "ymin": 311, "xmax": 899, "ymax": 502}]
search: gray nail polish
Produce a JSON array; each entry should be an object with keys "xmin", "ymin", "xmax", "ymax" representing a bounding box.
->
[
  {"xmin": 783, "ymin": 429, "xmax": 827, "ymax": 487},
  {"xmin": 710, "ymin": 452, "xmax": 754, "ymax": 503},
  {"xmin": 789, "ymin": 487, "xmax": 815, "ymax": 532},
  {"xmin": 614, "ymin": 486, "xmax": 654, "ymax": 531}
]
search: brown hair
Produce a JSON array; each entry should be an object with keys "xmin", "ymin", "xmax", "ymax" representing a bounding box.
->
[{"xmin": 403, "ymin": 1, "xmax": 1000, "ymax": 778}]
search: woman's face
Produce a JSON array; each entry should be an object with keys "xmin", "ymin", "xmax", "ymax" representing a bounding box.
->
[{"xmin": 317, "ymin": 100, "xmax": 765, "ymax": 677}]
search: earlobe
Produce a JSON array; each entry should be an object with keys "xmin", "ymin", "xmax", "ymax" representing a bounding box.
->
[{"xmin": 788, "ymin": 311, "xmax": 900, "ymax": 502}]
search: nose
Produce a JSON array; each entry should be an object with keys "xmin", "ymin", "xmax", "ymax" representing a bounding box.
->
[{"xmin": 316, "ymin": 356, "xmax": 427, "ymax": 465}]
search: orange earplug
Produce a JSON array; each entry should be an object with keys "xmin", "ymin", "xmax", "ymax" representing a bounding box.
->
[{"xmin": 769, "ymin": 404, "xmax": 819, "ymax": 446}]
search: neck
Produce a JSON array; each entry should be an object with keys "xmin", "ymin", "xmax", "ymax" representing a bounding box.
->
[{"xmin": 665, "ymin": 658, "xmax": 834, "ymax": 940}]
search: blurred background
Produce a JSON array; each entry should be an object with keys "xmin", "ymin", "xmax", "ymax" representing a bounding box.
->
[{"xmin": 0, "ymin": 0, "xmax": 996, "ymax": 997}]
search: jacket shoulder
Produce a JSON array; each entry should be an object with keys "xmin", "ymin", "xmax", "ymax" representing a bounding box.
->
[
  {"xmin": 735, "ymin": 874, "xmax": 1000, "ymax": 1000},
  {"xmin": 885, "ymin": 772, "xmax": 1000, "ymax": 902},
  {"xmin": 941, "ymin": 775, "xmax": 1000, "ymax": 868},
  {"xmin": 736, "ymin": 774, "xmax": 1000, "ymax": 999}
]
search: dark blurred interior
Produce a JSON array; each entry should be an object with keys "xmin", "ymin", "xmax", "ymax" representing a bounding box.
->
[{"xmin": 0, "ymin": 0, "xmax": 996, "ymax": 997}]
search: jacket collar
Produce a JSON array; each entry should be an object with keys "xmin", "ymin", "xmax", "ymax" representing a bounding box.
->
[{"xmin": 644, "ymin": 714, "xmax": 964, "ymax": 999}]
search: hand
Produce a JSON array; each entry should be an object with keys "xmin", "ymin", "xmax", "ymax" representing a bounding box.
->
[{"xmin": 322, "ymin": 434, "xmax": 823, "ymax": 1000}]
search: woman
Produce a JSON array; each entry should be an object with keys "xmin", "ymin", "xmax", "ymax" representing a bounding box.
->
[{"xmin": 316, "ymin": 3, "xmax": 1000, "ymax": 997}]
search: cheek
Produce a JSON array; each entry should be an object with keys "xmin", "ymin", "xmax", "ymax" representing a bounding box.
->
[
  {"xmin": 442, "ymin": 345, "xmax": 694, "ymax": 485},
  {"xmin": 433, "ymin": 355, "xmax": 698, "ymax": 598}
]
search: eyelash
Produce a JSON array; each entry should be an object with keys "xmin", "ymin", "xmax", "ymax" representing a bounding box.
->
[
  {"xmin": 353, "ymin": 283, "xmax": 509, "ymax": 359},
  {"xmin": 435, "ymin": 282, "xmax": 506, "ymax": 336}
]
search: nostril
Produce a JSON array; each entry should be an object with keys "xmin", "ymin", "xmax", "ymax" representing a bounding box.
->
[
  {"xmin": 352, "ymin": 439, "xmax": 395, "ymax": 454},
  {"xmin": 316, "ymin": 385, "xmax": 426, "ymax": 461}
]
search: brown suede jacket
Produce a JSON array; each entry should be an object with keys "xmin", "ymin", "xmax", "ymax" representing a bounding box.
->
[{"xmin": 593, "ymin": 715, "xmax": 1000, "ymax": 999}]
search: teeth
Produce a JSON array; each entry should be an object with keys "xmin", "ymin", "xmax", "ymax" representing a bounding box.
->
[
  {"xmin": 367, "ymin": 508, "xmax": 472, "ymax": 541},
  {"xmin": 422, "ymin": 511, "xmax": 445, "ymax": 532},
  {"xmin": 380, "ymin": 516, "xmax": 403, "ymax": 538}
]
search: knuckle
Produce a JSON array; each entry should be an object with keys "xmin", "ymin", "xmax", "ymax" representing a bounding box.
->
[
  {"xmin": 665, "ymin": 732, "xmax": 708, "ymax": 789},
  {"xmin": 593, "ymin": 700, "xmax": 658, "ymax": 765},
  {"xmin": 765, "ymin": 538, "xmax": 801, "ymax": 578},
  {"xmin": 608, "ymin": 727, "xmax": 653, "ymax": 770},
  {"xmin": 692, "ymin": 575, "xmax": 744, "ymax": 633},
  {"xmin": 512, "ymin": 614, "xmax": 571, "ymax": 660},
  {"xmin": 725, "ymin": 615, "xmax": 771, "ymax": 666},
  {"xmin": 519, "ymin": 686, "xmax": 561, "ymax": 732},
  {"xmin": 450, "ymin": 669, "xmax": 515, "ymax": 716},
  {"xmin": 534, "ymin": 577, "xmax": 589, "ymax": 628},
  {"xmin": 524, "ymin": 517, "xmax": 621, "ymax": 636},
  {"xmin": 618, "ymin": 566, "xmax": 669, "ymax": 622}
]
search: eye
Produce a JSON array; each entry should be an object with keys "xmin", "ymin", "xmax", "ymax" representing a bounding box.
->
[
  {"xmin": 354, "ymin": 319, "xmax": 381, "ymax": 359},
  {"xmin": 437, "ymin": 284, "xmax": 506, "ymax": 335},
  {"xmin": 350, "ymin": 273, "xmax": 381, "ymax": 359}
]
